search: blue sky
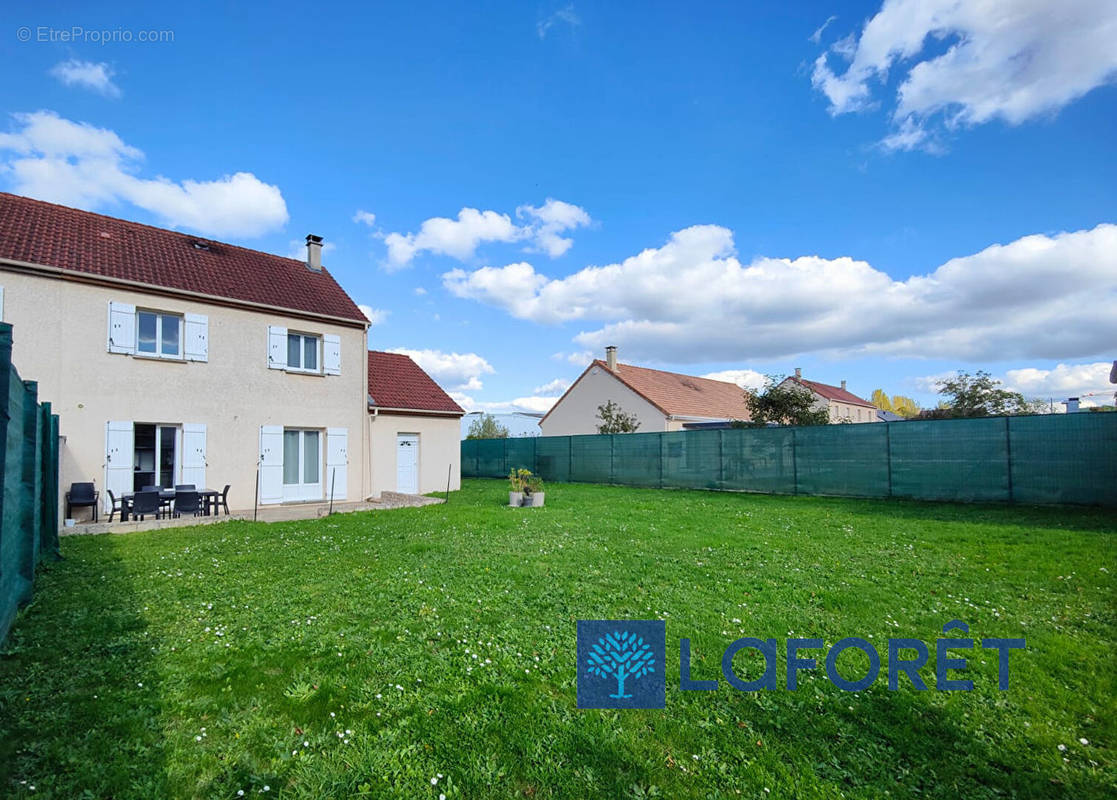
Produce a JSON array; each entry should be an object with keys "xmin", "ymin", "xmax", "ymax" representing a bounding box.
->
[{"xmin": 3, "ymin": 0, "xmax": 1115, "ymax": 414}]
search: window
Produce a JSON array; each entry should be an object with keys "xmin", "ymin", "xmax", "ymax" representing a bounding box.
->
[
  {"xmin": 286, "ymin": 332, "xmax": 320, "ymax": 372},
  {"xmin": 136, "ymin": 310, "xmax": 182, "ymax": 358},
  {"xmin": 283, "ymin": 429, "xmax": 321, "ymax": 500}
]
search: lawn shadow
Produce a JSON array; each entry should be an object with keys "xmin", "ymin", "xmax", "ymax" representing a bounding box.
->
[{"xmin": 0, "ymin": 534, "xmax": 169, "ymax": 797}]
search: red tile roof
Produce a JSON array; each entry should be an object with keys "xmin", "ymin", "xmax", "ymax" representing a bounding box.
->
[
  {"xmin": 543, "ymin": 360, "xmax": 751, "ymax": 423},
  {"xmin": 368, "ymin": 351, "xmax": 465, "ymax": 415},
  {"xmin": 789, "ymin": 377, "xmax": 875, "ymax": 408},
  {"xmin": 0, "ymin": 192, "xmax": 367, "ymax": 324}
]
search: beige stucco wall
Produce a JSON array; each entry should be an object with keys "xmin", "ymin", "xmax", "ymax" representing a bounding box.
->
[
  {"xmin": 368, "ymin": 413, "xmax": 461, "ymax": 496},
  {"xmin": 828, "ymin": 402, "xmax": 879, "ymax": 423},
  {"xmin": 1, "ymin": 267, "xmax": 370, "ymax": 519},
  {"xmin": 539, "ymin": 366, "xmax": 668, "ymax": 436}
]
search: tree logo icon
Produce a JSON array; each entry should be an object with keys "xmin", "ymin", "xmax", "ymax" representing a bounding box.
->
[
  {"xmin": 577, "ymin": 620, "xmax": 666, "ymax": 709},
  {"xmin": 586, "ymin": 630, "xmax": 656, "ymax": 698}
]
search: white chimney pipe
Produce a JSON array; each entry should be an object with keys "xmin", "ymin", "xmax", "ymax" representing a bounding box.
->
[
  {"xmin": 605, "ymin": 345, "xmax": 617, "ymax": 371},
  {"xmin": 794, "ymin": 367, "xmax": 802, "ymax": 379},
  {"xmin": 306, "ymin": 234, "xmax": 324, "ymax": 271},
  {"xmin": 1066, "ymin": 397, "xmax": 1080, "ymax": 413}
]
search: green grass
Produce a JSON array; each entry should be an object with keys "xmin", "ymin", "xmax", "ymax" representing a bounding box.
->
[{"xmin": 1, "ymin": 480, "xmax": 1114, "ymax": 799}]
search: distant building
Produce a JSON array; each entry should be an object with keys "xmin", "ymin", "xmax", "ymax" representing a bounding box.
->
[
  {"xmin": 539, "ymin": 347, "xmax": 751, "ymax": 436},
  {"xmin": 779, "ymin": 369, "xmax": 880, "ymax": 423}
]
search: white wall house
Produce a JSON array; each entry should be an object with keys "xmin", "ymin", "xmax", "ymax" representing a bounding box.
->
[
  {"xmin": 0, "ymin": 192, "xmax": 373, "ymax": 519},
  {"xmin": 367, "ymin": 351, "xmax": 465, "ymax": 495},
  {"xmin": 779, "ymin": 369, "xmax": 880, "ymax": 423},
  {"xmin": 539, "ymin": 347, "xmax": 752, "ymax": 436}
]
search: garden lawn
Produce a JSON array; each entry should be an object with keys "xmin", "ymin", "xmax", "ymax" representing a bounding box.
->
[{"xmin": 0, "ymin": 479, "xmax": 1114, "ymax": 799}]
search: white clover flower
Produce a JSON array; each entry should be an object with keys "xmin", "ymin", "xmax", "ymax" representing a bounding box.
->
[
  {"xmin": 1058, "ymin": 744, "xmax": 1067, "ymax": 751},
  {"xmin": 1079, "ymin": 737, "xmax": 1089, "ymax": 745},
  {"xmin": 431, "ymin": 777, "xmax": 438, "ymax": 785}
]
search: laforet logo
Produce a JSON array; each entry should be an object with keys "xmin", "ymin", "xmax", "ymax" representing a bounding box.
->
[{"xmin": 576, "ymin": 620, "xmax": 666, "ymax": 709}]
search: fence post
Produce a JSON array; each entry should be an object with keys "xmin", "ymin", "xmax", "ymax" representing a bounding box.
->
[
  {"xmin": 791, "ymin": 428, "xmax": 799, "ymax": 494},
  {"xmin": 885, "ymin": 422, "xmax": 893, "ymax": 497},
  {"xmin": 718, "ymin": 429, "xmax": 724, "ymax": 486},
  {"xmin": 1004, "ymin": 416, "xmax": 1014, "ymax": 503},
  {"xmin": 658, "ymin": 433, "xmax": 665, "ymax": 488}
]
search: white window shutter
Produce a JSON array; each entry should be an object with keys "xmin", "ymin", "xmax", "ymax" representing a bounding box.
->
[
  {"xmin": 267, "ymin": 325, "xmax": 287, "ymax": 369},
  {"xmin": 181, "ymin": 423, "xmax": 207, "ymax": 487},
  {"xmin": 259, "ymin": 425, "xmax": 284, "ymax": 504},
  {"xmin": 107, "ymin": 301, "xmax": 136, "ymax": 354},
  {"xmin": 184, "ymin": 314, "xmax": 209, "ymax": 362},
  {"xmin": 326, "ymin": 428, "xmax": 348, "ymax": 500},
  {"xmin": 104, "ymin": 421, "xmax": 134, "ymax": 513},
  {"xmin": 323, "ymin": 334, "xmax": 341, "ymax": 375}
]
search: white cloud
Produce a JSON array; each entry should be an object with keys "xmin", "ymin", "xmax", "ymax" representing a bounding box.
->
[
  {"xmin": 810, "ymin": 0, "xmax": 1117, "ymax": 150},
  {"xmin": 444, "ymin": 222, "xmax": 1117, "ymax": 364},
  {"xmin": 387, "ymin": 348, "xmax": 494, "ymax": 393},
  {"xmin": 517, "ymin": 198, "xmax": 592, "ymax": 257},
  {"xmin": 701, "ymin": 369, "xmax": 768, "ymax": 391},
  {"xmin": 1002, "ymin": 362, "xmax": 1116, "ymax": 399},
  {"xmin": 49, "ymin": 60, "xmax": 121, "ymax": 98},
  {"xmin": 0, "ymin": 111, "xmax": 288, "ymax": 238},
  {"xmin": 454, "ymin": 393, "xmax": 559, "ymax": 415},
  {"xmin": 382, "ymin": 199, "xmax": 590, "ymax": 267},
  {"xmin": 414, "ymin": 286, "xmax": 428, "ymax": 296},
  {"xmin": 537, "ymin": 5, "xmax": 581, "ymax": 39},
  {"xmin": 533, "ymin": 377, "xmax": 571, "ymax": 395},
  {"xmin": 809, "ymin": 15, "xmax": 837, "ymax": 44},
  {"xmin": 353, "ymin": 209, "xmax": 376, "ymax": 226},
  {"xmin": 358, "ymin": 305, "xmax": 389, "ymax": 326}
]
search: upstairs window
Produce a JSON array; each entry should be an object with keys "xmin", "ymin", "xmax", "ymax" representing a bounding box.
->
[
  {"xmin": 287, "ymin": 332, "xmax": 320, "ymax": 373},
  {"xmin": 136, "ymin": 310, "xmax": 182, "ymax": 359}
]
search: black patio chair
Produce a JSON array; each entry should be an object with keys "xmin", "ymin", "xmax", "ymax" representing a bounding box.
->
[
  {"xmin": 65, "ymin": 482, "xmax": 99, "ymax": 522},
  {"xmin": 218, "ymin": 484, "xmax": 231, "ymax": 515},
  {"xmin": 106, "ymin": 489, "xmax": 129, "ymax": 523},
  {"xmin": 173, "ymin": 490, "xmax": 202, "ymax": 518},
  {"xmin": 141, "ymin": 484, "xmax": 158, "ymax": 492},
  {"xmin": 175, "ymin": 484, "xmax": 195, "ymax": 492},
  {"xmin": 131, "ymin": 490, "xmax": 162, "ymax": 521}
]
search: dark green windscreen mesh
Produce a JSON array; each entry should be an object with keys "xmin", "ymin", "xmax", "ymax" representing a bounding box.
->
[
  {"xmin": 1, "ymin": 324, "xmax": 61, "ymax": 644},
  {"xmin": 462, "ymin": 414, "xmax": 1116, "ymax": 506}
]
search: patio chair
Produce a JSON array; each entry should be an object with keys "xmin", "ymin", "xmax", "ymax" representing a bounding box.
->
[
  {"xmin": 175, "ymin": 484, "xmax": 196, "ymax": 491},
  {"xmin": 65, "ymin": 482, "xmax": 99, "ymax": 522},
  {"xmin": 106, "ymin": 489, "xmax": 129, "ymax": 523},
  {"xmin": 173, "ymin": 490, "xmax": 202, "ymax": 518},
  {"xmin": 131, "ymin": 490, "xmax": 162, "ymax": 521},
  {"xmin": 141, "ymin": 484, "xmax": 158, "ymax": 492},
  {"xmin": 218, "ymin": 484, "xmax": 231, "ymax": 515}
]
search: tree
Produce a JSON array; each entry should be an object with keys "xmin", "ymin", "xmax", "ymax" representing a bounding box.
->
[
  {"xmin": 585, "ymin": 630, "xmax": 656, "ymax": 699},
  {"xmin": 465, "ymin": 413, "xmax": 510, "ymax": 439},
  {"xmin": 596, "ymin": 400, "xmax": 641, "ymax": 433},
  {"xmin": 743, "ymin": 376, "xmax": 830, "ymax": 427},
  {"xmin": 935, "ymin": 371, "xmax": 1043, "ymax": 418},
  {"xmin": 871, "ymin": 389, "xmax": 921, "ymax": 418}
]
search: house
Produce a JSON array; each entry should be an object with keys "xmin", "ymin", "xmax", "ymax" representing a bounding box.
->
[
  {"xmin": 539, "ymin": 346, "xmax": 751, "ymax": 436},
  {"xmin": 780, "ymin": 368, "xmax": 879, "ymax": 423},
  {"xmin": 0, "ymin": 192, "xmax": 382, "ymax": 519},
  {"xmin": 368, "ymin": 350, "xmax": 464, "ymax": 494}
]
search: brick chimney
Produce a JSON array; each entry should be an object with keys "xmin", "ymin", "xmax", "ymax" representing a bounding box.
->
[
  {"xmin": 306, "ymin": 234, "xmax": 324, "ymax": 271},
  {"xmin": 605, "ymin": 345, "xmax": 618, "ymax": 371},
  {"xmin": 794, "ymin": 367, "xmax": 802, "ymax": 379},
  {"xmin": 841, "ymin": 380, "xmax": 847, "ymax": 391}
]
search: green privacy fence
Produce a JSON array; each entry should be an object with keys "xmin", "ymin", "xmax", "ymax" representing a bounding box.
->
[
  {"xmin": 0, "ymin": 322, "xmax": 61, "ymax": 644},
  {"xmin": 462, "ymin": 414, "xmax": 1117, "ymax": 506}
]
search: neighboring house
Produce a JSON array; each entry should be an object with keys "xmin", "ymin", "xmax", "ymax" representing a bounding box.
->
[
  {"xmin": 780, "ymin": 369, "xmax": 880, "ymax": 423},
  {"xmin": 0, "ymin": 192, "xmax": 375, "ymax": 518},
  {"xmin": 539, "ymin": 347, "xmax": 751, "ymax": 436},
  {"xmin": 367, "ymin": 351, "xmax": 464, "ymax": 495},
  {"xmin": 877, "ymin": 409, "xmax": 904, "ymax": 422}
]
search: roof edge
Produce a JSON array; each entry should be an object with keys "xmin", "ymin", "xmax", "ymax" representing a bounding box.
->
[{"xmin": 0, "ymin": 257, "xmax": 369, "ymax": 329}]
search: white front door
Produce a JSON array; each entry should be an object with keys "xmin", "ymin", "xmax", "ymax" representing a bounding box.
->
[{"xmin": 397, "ymin": 434, "xmax": 419, "ymax": 494}]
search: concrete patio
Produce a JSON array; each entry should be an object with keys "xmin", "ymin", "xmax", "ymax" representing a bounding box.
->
[{"xmin": 61, "ymin": 491, "xmax": 445, "ymax": 536}]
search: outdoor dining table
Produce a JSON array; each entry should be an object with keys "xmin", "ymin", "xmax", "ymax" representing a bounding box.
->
[{"xmin": 119, "ymin": 488, "xmax": 223, "ymax": 521}]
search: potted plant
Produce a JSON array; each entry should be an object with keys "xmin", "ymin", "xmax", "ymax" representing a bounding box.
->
[
  {"xmin": 523, "ymin": 474, "xmax": 545, "ymax": 507},
  {"xmin": 508, "ymin": 468, "xmax": 528, "ymax": 507}
]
